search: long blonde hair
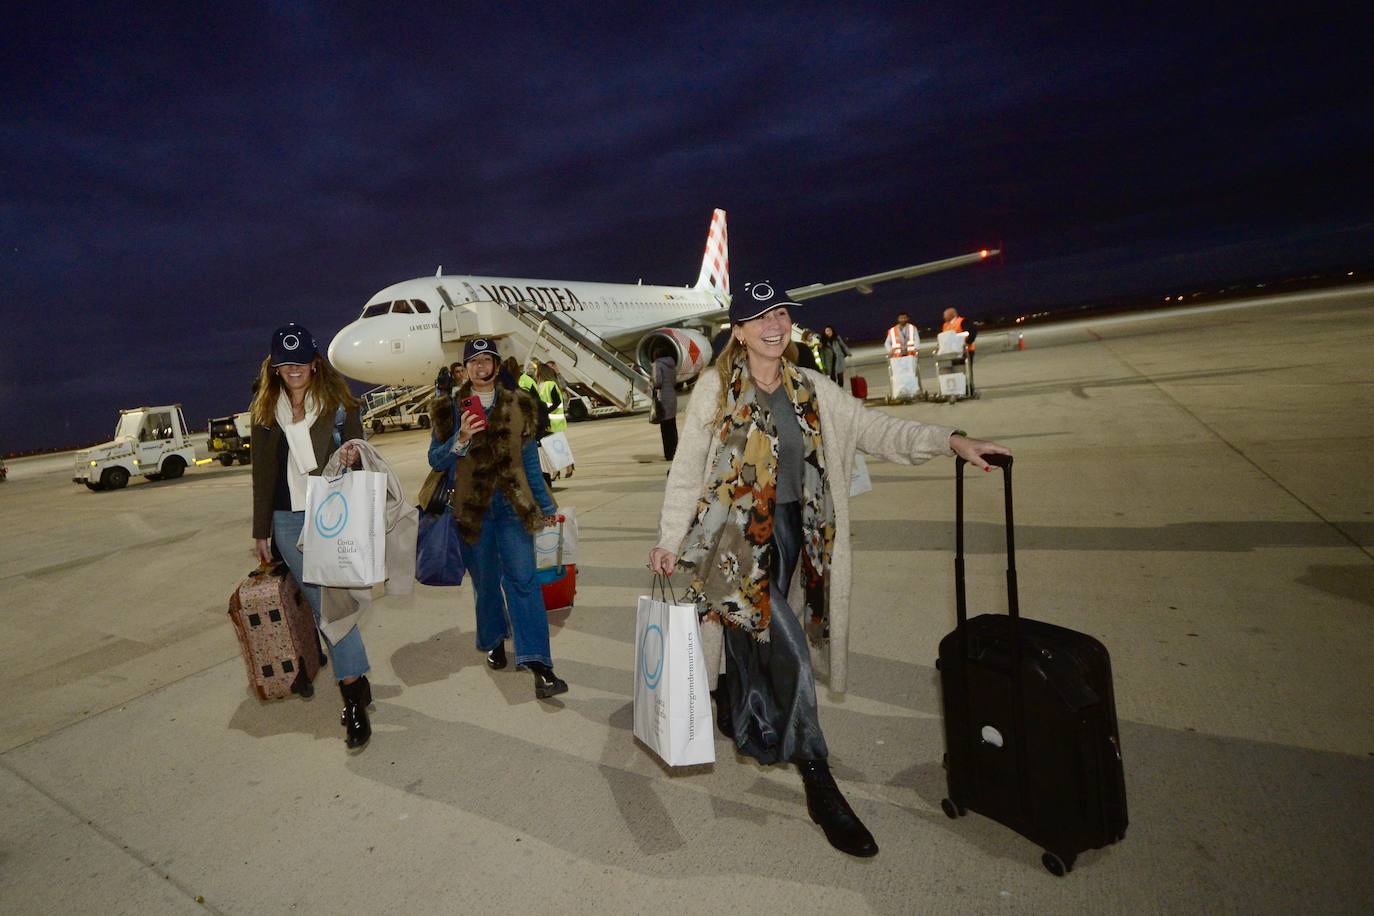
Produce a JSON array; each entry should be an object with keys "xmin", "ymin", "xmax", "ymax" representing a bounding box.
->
[
  {"xmin": 250, "ymin": 355, "xmax": 359, "ymax": 427},
  {"xmin": 709, "ymin": 332, "xmax": 799, "ymax": 428}
]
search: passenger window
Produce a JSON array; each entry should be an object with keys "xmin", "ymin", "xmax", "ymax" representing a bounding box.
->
[
  {"xmin": 391, "ymin": 301, "xmax": 414, "ymax": 314},
  {"xmin": 411, "ymin": 299, "xmax": 431, "ymax": 313},
  {"xmin": 362, "ymin": 303, "xmax": 390, "ymax": 318}
]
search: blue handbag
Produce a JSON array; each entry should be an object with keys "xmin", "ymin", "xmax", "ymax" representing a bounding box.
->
[{"xmin": 416, "ymin": 506, "xmax": 465, "ymax": 586}]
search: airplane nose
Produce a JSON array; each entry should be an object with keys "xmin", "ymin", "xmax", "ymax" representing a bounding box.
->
[{"xmin": 328, "ymin": 321, "xmax": 391, "ymax": 384}]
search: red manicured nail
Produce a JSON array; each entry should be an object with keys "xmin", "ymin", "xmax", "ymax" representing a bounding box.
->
[{"xmin": 984, "ymin": 466, "xmax": 991, "ymax": 472}]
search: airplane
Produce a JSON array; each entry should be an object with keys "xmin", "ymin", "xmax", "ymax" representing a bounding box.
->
[{"xmin": 327, "ymin": 209, "xmax": 997, "ymax": 393}]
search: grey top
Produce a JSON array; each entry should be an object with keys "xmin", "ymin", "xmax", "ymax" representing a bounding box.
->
[
  {"xmin": 762, "ymin": 385, "xmax": 804, "ymax": 503},
  {"xmin": 653, "ymin": 356, "xmax": 678, "ymax": 420}
]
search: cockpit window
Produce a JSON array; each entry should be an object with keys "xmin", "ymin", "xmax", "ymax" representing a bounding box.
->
[
  {"xmin": 391, "ymin": 301, "xmax": 414, "ymax": 314},
  {"xmin": 362, "ymin": 303, "xmax": 390, "ymax": 318},
  {"xmin": 411, "ymin": 299, "xmax": 431, "ymax": 313}
]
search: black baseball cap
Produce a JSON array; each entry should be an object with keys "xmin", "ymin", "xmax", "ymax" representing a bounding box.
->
[
  {"xmin": 729, "ymin": 280, "xmax": 803, "ymax": 323},
  {"xmin": 463, "ymin": 337, "xmax": 499, "ymax": 363},
  {"xmin": 270, "ymin": 323, "xmax": 318, "ymax": 366}
]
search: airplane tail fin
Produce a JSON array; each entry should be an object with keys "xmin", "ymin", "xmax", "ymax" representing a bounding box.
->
[{"xmin": 693, "ymin": 208, "xmax": 730, "ymax": 298}]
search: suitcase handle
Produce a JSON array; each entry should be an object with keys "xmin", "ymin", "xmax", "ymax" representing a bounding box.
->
[{"xmin": 954, "ymin": 454, "xmax": 1018, "ymax": 630}]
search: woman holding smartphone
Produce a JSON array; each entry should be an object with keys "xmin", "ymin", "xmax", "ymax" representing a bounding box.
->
[{"xmin": 427, "ymin": 338, "xmax": 568, "ymax": 700}]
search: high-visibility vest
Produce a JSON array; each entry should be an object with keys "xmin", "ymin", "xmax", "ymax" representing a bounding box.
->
[
  {"xmin": 518, "ymin": 372, "xmax": 537, "ymax": 392},
  {"xmin": 885, "ymin": 324, "xmax": 919, "ymax": 357},
  {"xmin": 537, "ymin": 379, "xmax": 567, "ymax": 432},
  {"xmin": 808, "ymin": 339, "xmax": 825, "ymax": 371},
  {"xmin": 942, "ymin": 315, "xmax": 974, "ymax": 351}
]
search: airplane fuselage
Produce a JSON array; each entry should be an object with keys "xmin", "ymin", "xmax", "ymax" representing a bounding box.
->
[{"xmin": 328, "ymin": 274, "xmax": 723, "ymax": 386}]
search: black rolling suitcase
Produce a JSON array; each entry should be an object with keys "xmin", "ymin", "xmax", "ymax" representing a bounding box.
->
[{"xmin": 936, "ymin": 455, "xmax": 1127, "ymax": 875}]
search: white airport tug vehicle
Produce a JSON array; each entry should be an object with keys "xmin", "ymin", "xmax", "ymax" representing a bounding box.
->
[{"xmin": 73, "ymin": 404, "xmax": 198, "ymax": 490}]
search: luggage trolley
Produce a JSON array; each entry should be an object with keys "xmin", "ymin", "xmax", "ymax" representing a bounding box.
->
[
  {"xmin": 934, "ymin": 331, "xmax": 977, "ymax": 403},
  {"xmin": 887, "ymin": 355, "xmax": 941, "ymax": 404}
]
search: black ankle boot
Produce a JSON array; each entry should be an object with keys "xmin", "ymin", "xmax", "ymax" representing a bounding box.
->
[
  {"xmin": 798, "ymin": 759, "xmax": 878, "ymax": 857},
  {"xmin": 526, "ymin": 662, "xmax": 568, "ymax": 699},
  {"xmin": 339, "ymin": 677, "xmax": 372, "ymax": 750},
  {"xmin": 486, "ymin": 642, "xmax": 508, "ymax": 670},
  {"xmin": 710, "ymin": 685, "xmax": 734, "ymax": 739}
]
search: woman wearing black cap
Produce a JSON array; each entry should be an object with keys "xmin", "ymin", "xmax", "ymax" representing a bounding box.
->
[
  {"xmin": 250, "ymin": 323, "xmax": 376, "ymax": 749},
  {"xmin": 427, "ymin": 338, "xmax": 568, "ymax": 700},
  {"xmin": 648, "ymin": 281, "xmax": 1009, "ymax": 857}
]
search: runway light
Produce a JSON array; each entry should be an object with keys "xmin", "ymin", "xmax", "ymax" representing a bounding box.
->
[{"xmin": 979, "ymin": 249, "xmax": 989, "ymax": 258}]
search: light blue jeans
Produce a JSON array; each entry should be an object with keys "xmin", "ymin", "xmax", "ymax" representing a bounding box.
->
[
  {"xmin": 457, "ymin": 493, "xmax": 553, "ymax": 667},
  {"xmin": 273, "ymin": 510, "xmax": 371, "ymax": 681}
]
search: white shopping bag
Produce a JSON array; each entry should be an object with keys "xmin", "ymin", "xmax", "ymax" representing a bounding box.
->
[
  {"xmin": 534, "ymin": 506, "xmax": 578, "ymax": 569},
  {"xmin": 633, "ymin": 585, "xmax": 715, "ymax": 767},
  {"xmin": 888, "ymin": 355, "xmax": 920, "ymax": 400},
  {"xmin": 540, "ymin": 431, "xmax": 575, "ymax": 471},
  {"xmin": 302, "ymin": 471, "xmax": 387, "ymax": 587},
  {"xmin": 849, "ymin": 453, "xmax": 873, "ymax": 497}
]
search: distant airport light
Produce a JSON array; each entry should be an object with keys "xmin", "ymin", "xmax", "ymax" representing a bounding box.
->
[{"xmin": 979, "ymin": 249, "xmax": 989, "ymax": 258}]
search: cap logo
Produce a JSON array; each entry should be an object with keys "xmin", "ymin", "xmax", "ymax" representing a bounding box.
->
[
  {"xmin": 281, "ymin": 333, "xmax": 300, "ymax": 351},
  {"xmin": 474, "ymin": 339, "xmax": 489, "ymax": 350},
  {"xmin": 750, "ymin": 282, "xmax": 774, "ymax": 302}
]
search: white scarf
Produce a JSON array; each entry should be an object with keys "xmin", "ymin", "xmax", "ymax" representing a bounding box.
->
[{"xmin": 274, "ymin": 390, "xmax": 321, "ymax": 511}]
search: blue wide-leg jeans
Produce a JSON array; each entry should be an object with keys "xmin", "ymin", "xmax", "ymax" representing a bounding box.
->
[
  {"xmin": 457, "ymin": 493, "xmax": 553, "ymax": 668},
  {"xmin": 273, "ymin": 509, "xmax": 371, "ymax": 681}
]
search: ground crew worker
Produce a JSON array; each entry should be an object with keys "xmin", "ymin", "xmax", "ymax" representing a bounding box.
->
[
  {"xmin": 884, "ymin": 312, "xmax": 921, "ymax": 400},
  {"xmin": 535, "ymin": 361, "xmax": 572, "ymax": 480},
  {"xmin": 536, "ymin": 363, "xmax": 567, "ymax": 433},
  {"xmin": 942, "ymin": 307, "xmax": 977, "ymax": 394},
  {"xmin": 802, "ymin": 330, "xmax": 825, "ymax": 374},
  {"xmin": 885, "ymin": 312, "xmax": 919, "ymax": 358}
]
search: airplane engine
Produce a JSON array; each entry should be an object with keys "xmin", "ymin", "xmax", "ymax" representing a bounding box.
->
[{"xmin": 636, "ymin": 327, "xmax": 712, "ymax": 381}]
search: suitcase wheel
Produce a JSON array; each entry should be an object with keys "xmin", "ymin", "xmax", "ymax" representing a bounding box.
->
[
  {"xmin": 940, "ymin": 798, "xmax": 966, "ymax": 819},
  {"xmin": 291, "ymin": 667, "xmax": 315, "ymax": 699},
  {"xmin": 1041, "ymin": 851, "xmax": 1073, "ymax": 877}
]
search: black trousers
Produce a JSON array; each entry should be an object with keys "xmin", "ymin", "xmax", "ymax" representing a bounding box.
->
[{"xmin": 659, "ymin": 417, "xmax": 678, "ymax": 461}]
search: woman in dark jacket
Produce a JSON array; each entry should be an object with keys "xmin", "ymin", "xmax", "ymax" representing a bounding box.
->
[
  {"xmin": 819, "ymin": 325, "xmax": 851, "ymax": 385},
  {"xmin": 249, "ymin": 323, "xmax": 374, "ymax": 750}
]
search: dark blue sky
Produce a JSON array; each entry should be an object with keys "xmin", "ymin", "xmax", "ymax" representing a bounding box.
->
[{"xmin": 2, "ymin": 3, "xmax": 1369, "ymax": 453}]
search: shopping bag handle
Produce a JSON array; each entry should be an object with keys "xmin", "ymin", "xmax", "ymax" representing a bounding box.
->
[{"xmin": 650, "ymin": 572, "xmax": 678, "ymax": 604}]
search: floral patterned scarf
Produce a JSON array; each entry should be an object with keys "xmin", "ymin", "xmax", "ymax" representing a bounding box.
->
[{"xmin": 678, "ymin": 355, "xmax": 836, "ymax": 642}]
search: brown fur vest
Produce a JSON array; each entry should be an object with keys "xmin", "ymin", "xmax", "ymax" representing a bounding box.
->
[{"xmin": 430, "ymin": 385, "xmax": 547, "ymax": 543}]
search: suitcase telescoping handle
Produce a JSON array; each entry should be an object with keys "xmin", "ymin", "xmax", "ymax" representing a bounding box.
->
[{"xmin": 954, "ymin": 453, "xmax": 1017, "ymax": 631}]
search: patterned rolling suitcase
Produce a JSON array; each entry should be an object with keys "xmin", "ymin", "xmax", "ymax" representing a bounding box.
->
[
  {"xmin": 228, "ymin": 563, "xmax": 324, "ymax": 700},
  {"xmin": 936, "ymin": 455, "xmax": 1127, "ymax": 876}
]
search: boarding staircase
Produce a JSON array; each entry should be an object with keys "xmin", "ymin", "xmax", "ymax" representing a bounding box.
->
[
  {"xmin": 360, "ymin": 383, "xmax": 434, "ymax": 434},
  {"xmin": 435, "ymin": 286, "xmax": 651, "ymax": 412}
]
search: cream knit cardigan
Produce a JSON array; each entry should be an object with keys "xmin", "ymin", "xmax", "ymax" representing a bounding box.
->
[{"xmin": 655, "ymin": 367, "xmax": 958, "ymax": 693}]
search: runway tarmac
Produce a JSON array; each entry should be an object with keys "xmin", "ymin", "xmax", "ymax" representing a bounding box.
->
[{"xmin": 2, "ymin": 286, "xmax": 1372, "ymax": 914}]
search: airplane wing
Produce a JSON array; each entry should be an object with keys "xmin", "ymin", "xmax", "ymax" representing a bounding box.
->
[
  {"xmin": 786, "ymin": 248, "xmax": 998, "ymax": 301},
  {"xmin": 600, "ymin": 307, "xmax": 731, "ymax": 347}
]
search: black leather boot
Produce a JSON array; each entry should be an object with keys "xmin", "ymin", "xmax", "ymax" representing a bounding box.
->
[
  {"xmin": 798, "ymin": 759, "xmax": 878, "ymax": 857},
  {"xmin": 526, "ymin": 662, "xmax": 568, "ymax": 699},
  {"xmin": 339, "ymin": 677, "xmax": 372, "ymax": 750},
  {"xmin": 486, "ymin": 642, "xmax": 508, "ymax": 670}
]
